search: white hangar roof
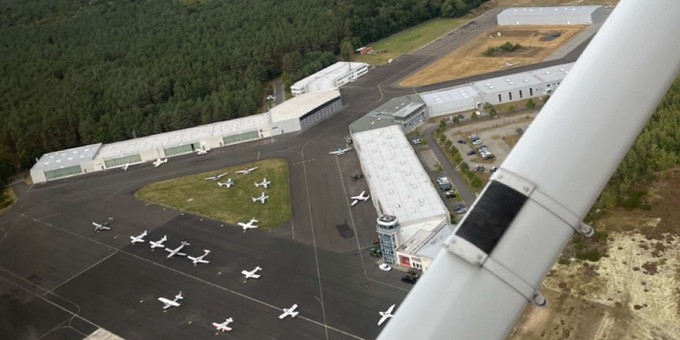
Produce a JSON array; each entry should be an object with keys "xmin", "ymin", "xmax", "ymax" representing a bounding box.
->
[
  {"xmin": 420, "ymin": 85, "xmax": 480, "ymax": 106},
  {"xmin": 353, "ymin": 125, "xmax": 449, "ymax": 225},
  {"xmin": 270, "ymin": 89, "xmax": 341, "ymax": 122},
  {"xmin": 292, "ymin": 62, "xmax": 367, "ymax": 89},
  {"xmin": 498, "ymin": 6, "xmax": 601, "ymax": 17},
  {"xmin": 471, "ymin": 62, "xmax": 575, "ymax": 94},
  {"xmin": 33, "ymin": 143, "xmax": 102, "ymax": 171},
  {"xmin": 97, "ymin": 114, "xmax": 268, "ymax": 159}
]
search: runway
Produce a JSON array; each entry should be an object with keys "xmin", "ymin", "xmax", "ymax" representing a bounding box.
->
[{"xmin": 0, "ymin": 7, "xmax": 594, "ymax": 339}]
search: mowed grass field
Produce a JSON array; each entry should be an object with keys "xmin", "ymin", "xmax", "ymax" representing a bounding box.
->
[
  {"xmin": 135, "ymin": 158, "xmax": 291, "ymax": 230},
  {"xmin": 354, "ymin": 17, "xmax": 469, "ymax": 65}
]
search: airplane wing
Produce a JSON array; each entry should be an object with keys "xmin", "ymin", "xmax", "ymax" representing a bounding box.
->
[
  {"xmin": 241, "ymin": 270, "xmax": 249, "ymax": 276},
  {"xmin": 278, "ymin": 312, "xmax": 288, "ymax": 319},
  {"xmin": 378, "ymin": 314, "xmax": 390, "ymax": 326},
  {"xmin": 351, "ymin": 200, "xmax": 359, "ymax": 206},
  {"xmin": 386, "ymin": 304, "xmax": 395, "ymax": 314}
]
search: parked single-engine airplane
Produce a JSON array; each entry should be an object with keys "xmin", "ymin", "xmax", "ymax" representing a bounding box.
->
[
  {"xmin": 195, "ymin": 149, "xmax": 209, "ymax": 155},
  {"xmin": 238, "ymin": 218, "xmax": 258, "ymax": 232},
  {"xmin": 378, "ymin": 304, "xmax": 396, "ymax": 326},
  {"xmin": 122, "ymin": 163, "xmax": 130, "ymax": 171},
  {"xmin": 350, "ymin": 191, "xmax": 370, "ymax": 206},
  {"xmin": 153, "ymin": 158, "xmax": 168, "ymax": 167},
  {"xmin": 92, "ymin": 217, "xmax": 114, "ymax": 231},
  {"xmin": 187, "ymin": 249, "xmax": 210, "ymax": 266},
  {"xmin": 251, "ymin": 192, "xmax": 269, "ymax": 204},
  {"xmin": 165, "ymin": 240, "xmax": 190, "ymax": 259},
  {"xmin": 241, "ymin": 266, "xmax": 262, "ymax": 279},
  {"xmin": 279, "ymin": 304, "xmax": 299, "ymax": 319},
  {"xmin": 158, "ymin": 291, "xmax": 183, "ymax": 310},
  {"xmin": 217, "ymin": 178, "xmax": 235, "ymax": 188},
  {"xmin": 329, "ymin": 147, "xmax": 352, "ymax": 155},
  {"xmin": 236, "ymin": 167, "xmax": 258, "ymax": 175},
  {"xmin": 212, "ymin": 318, "xmax": 234, "ymax": 332},
  {"xmin": 130, "ymin": 230, "xmax": 147, "ymax": 245},
  {"xmin": 149, "ymin": 235, "xmax": 168, "ymax": 250},
  {"xmin": 205, "ymin": 173, "xmax": 228, "ymax": 181},
  {"xmin": 254, "ymin": 178, "xmax": 271, "ymax": 188}
]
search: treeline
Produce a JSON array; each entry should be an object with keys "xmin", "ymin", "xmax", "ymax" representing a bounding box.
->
[
  {"xmin": 592, "ymin": 77, "xmax": 680, "ymax": 212},
  {"xmin": 0, "ymin": 0, "xmax": 491, "ymax": 182}
]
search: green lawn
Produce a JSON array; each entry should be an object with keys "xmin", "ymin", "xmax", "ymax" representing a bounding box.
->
[
  {"xmin": 135, "ymin": 158, "xmax": 291, "ymax": 230},
  {"xmin": 354, "ymin": 18, "xmax": 470, "ymax": 65}
]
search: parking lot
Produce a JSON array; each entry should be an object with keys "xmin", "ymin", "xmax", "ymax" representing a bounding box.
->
[{"xmin": 445, "ymin": 113, "xmax": 538, "ymax": 172}]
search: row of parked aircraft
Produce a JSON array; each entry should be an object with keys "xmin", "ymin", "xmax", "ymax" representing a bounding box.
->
[{"xmin": 120, "ymin": 148, "xmax": 211, "ymax": 171}]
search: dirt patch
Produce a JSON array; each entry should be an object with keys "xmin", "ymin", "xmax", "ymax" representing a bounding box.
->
[
  {"xmin": 510, "ymin": 167, "xmax": 680, "ymax": 340},
  {"xmin": 400, "ymin": 25, "xmax": 583, "ymax": 87}
]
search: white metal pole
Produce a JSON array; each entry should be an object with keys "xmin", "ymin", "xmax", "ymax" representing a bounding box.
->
[{"xmin": 378, "ymin": 1, "xmax": 680, "ymax": 339}]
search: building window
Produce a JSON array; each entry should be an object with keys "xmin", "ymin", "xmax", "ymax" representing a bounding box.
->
[
  {"xmin": 547, "ymin": 84, "xmax": 551, "ymax": 88},
  {"xmin": 509, "ymin": 92, "xmax": 513, "ymax": 100},
  {"xmin": 529, "ymin": 88, "xmax": 533, "ymax": 96},
  {"xmin": 498, "ymin": 94, "xmax": 502, "ymax": 103},
  {"xmin": 519, "ymin": 90, "xmax": 523, "ymax": 98}
]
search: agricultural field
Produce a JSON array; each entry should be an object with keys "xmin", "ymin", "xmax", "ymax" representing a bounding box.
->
[{"xmin": 135, "ymin": 158, "xmax": 291, "ymax": 230}]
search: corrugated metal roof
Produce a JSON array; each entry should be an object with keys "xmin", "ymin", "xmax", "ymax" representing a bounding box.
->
[
  {"xmin": 34, "ymin": 143, "xmax": 102, "ymax": 171},
  {"xmin": 291, "ymin": 62, "xmax": 368, "ymax": 89},
  {"xmin": 353, "ymin": 125, "xmax": 449, "ymax": 225},
  {"xmin": 270, "ymin": 89, "xmax": 340, "ymax": 122}
]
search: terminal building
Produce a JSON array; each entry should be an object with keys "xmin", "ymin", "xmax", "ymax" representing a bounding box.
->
[
  {"xmin": 30, "ymin": 89, "xmax": 341, "ymax": 183},
  {"xmin": 290, "ymin": 62, "xmax": 369, "ymax": 96},
  {"xmin": 497, "ymin": 6, "xmax": 604, "ymax": 26},
  {"xmin": 352, "ymin": 125, "xmax": 450, "ymax": 271}
]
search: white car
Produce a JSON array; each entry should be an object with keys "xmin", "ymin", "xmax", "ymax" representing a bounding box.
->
[
  {"xmin": 379, "ymin": 263, "xmax": 392, "ymax": 272},
  {"xmin": 472, "ymin": 139, "xmax": 483, "ymax": 145}
]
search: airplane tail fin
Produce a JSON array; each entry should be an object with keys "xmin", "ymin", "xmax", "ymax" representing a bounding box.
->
[{"xmin": 255, "ymin": 266, "xmax": 262, "ymax": 270}]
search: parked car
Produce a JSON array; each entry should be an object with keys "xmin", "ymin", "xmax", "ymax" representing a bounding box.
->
[
  {"xmin": 490, "ymin": 166, "xmax": 498, "ymax": 173},
  {"xmin": 445, "ymin": 190, "xmax": 457, "ymax": 199},
  {"xmin": 351, "ymin": 173, "xmax": 363, "ymax": 181},
  {"xmin": 411, "ymin": 136, "xmax": 423, "ymax": 144},
  {"xmin": 472, "ymin": 139, "xmax": 483, "ymax": 145},
  {"xmin": 379, "ymin": 263, "xmax": 392, "ymax": 272},
  {"xmin": 370, "ymin": 247, "xmax": 382, "ymax": 257},
  {"xmin": 457, "ymin": 139, "xmax": 466, "ymax": 144},
  {"xmin": 401, "ymin": 276, "xmax": 417, "ymax": 284},
  {"xmin": 455, "ymin": 207, "xmax": 468, "ymax": 214}
]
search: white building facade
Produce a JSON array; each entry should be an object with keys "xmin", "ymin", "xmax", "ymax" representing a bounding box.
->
[
  {"xmin": 497, "ymin": 6, "xmax": 604, "ymax": 26},
  {"xmin": 291, "ymin": 62, "xmax": 369, "ymax": 96}
]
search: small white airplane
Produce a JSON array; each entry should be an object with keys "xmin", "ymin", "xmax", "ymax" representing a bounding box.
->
[
  {"xmin": 212, "ymin": 317, "xmax": 234, "ymax": 332},
  {"xmin": 217, "ymin": 178, "xmax": 235, "ymax": 188},
  {"xmin": 187, "ymin": 249, "xmax": 211, "ymax": 266},
  {"xmin": 278, "ymin": 304, "xmax": 299, "ymax": 319},
  {"xmin": 158, "ymin": 291, "xmax": 183, "ymax": 310},
  {"xmin": 236, "ymin": 167, "xmax": 258, "ymax": 175},
  {"xmin": 329, "ymin": 147, "xmax": 352, "ymax": 155},
  {"xmin": 254, "ymin": 178, "xmax": 271, "ymax": 188},
  {"xmin": 241, "ymin": 266, "xmax": 262, "ymax": 279},
  {"xmin": 237, "ymin": 218, "xmax": 258, "ymax": 232},
  {"xmin": 92, "ymin": 217, "xmax": 114, "ymax": 231},
  {"xmin": 153, "ymin": 158, "xmax": 168, "ymax": 167},
  {"xmin": 251, "ymin": 192, "xmax": 269, "ymax": 204},
  {"xmin": 122, "ymin": 163, "xmax": 130, "ymax": 171},
  {"xmin": 205, "ymin": 173, "xmax": 228, "ymax": 181},
  {"xmin": 350, "ymin": 191, "xmax": 370, "ymax": 206},
  {"xmin": 378, "ymin": 304, "xmax": 396, "ymax": 326},
  {"xmin": 130, "ymin": 230, "xmax": 148, "ymax": 245},
  {"xmin": 195, "ymin": 149, "xmax": 209, "ymax": 155},
  {"xmin": 149, "ymin": 235, "xmax": 168, "ymax": 251},
  {"xmin": 165, "ymin": 240, "xmax": 190, "ymax": 259}
]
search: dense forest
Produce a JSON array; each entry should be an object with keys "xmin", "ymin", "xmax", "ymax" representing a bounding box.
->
[{"xmin": 0, "ymin": 0, "xmax": 489, "ymax": 183}]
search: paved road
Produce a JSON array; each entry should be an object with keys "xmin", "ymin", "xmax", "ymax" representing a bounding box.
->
[{"xmin": 423, "ymin": 125, "xmax": 477, "ymax": 207}]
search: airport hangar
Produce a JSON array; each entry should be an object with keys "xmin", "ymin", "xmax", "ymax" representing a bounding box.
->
[
  {"xmin": 497, "ymin": 6, "xmax": 604, "ymax": 26},
  {"xmin": 291, "ymin": 61, "xmax": 369, "ymax": 97},
  {"xmin": 30, "ymin": 89, "xmax": 342, "ymax": 183},
  {"xmin": 348, "ymin": 62, "xmax": 574, "ymax": 272}
]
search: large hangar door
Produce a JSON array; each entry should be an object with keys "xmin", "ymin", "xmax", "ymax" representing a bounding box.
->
[
  {"xmin": 164, "ymin": 145, "xmax": 193, "ymax": 156},
  {"xmin": 44, "ymin": 165, "xmax": 82, "ymax": 180},
  {"xmin": 104, "ymin": 154, "xmax": 142, "ymax": 168}
]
